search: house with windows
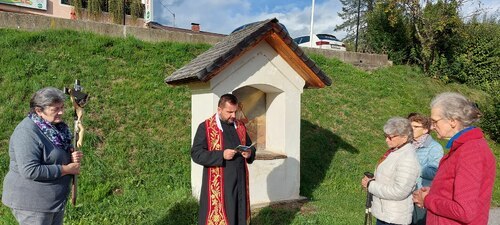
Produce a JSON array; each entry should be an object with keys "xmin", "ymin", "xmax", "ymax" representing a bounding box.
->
[{"xmin": 0, "ymin": 0, "xmax": 147, "ymax": 27}]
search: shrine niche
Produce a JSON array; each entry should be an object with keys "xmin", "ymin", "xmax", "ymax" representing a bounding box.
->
[
  {"xmin": 165, "ymin": 18, "xmax": 331, "ymax": 207},
  {"xmin": 233, "ymin": 86, "xmax": 266, "ymax": 152}
]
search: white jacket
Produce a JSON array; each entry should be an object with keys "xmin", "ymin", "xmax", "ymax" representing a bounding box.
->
[{"xmin": 368, "ymin": 143, "xmax": 420, "ymax": 224}]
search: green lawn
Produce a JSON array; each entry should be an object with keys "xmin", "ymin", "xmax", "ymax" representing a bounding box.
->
[{"xmin": 0, "ymin": 28, "xmax": 498, "ymax": 225}]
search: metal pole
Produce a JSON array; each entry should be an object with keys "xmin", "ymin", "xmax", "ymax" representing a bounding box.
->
[
  {"xmin": 309, "ymin": 0, "xmax": 315, "ymax": 47},
  {"xmin": 123, "ymin": 0, "xmax": 126, "ymax": 25},
  {"xmin": 355, "ymin": 0, "xmax": 361, "ymax": 52}
]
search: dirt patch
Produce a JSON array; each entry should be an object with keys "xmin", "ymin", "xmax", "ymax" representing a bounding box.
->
[{"xmin": 251, "ymin": 199, "xmax": 317, "ymax": 216}]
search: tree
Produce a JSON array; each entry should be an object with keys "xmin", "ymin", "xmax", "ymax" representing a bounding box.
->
[
  {"xmin": 335, "ymin": 0, "xmax": 375, "ymax": 52},
  {"xmin": 414, "ymin": 0, "xmax": 462, "ymax": 74},
  {"xmin": 365, "ymin": 1, "xmax": 413, "ymax": 64}
]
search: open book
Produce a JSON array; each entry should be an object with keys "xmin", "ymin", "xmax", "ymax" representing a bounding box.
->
[{"xmin": 234, "ymin": 143, "xmax": 256, "ymax": 152}]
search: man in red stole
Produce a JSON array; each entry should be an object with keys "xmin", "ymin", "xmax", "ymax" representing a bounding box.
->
[{"xmin": 191, "ymin": 94, "xmax": 256, "ymax": 225}]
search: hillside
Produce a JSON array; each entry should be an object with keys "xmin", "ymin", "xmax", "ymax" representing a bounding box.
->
[{"xmin": 0, "ymin": 29, "xmax": 498, "ymax": 225}]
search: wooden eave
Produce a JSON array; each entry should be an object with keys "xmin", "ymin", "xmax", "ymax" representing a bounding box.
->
[
  {"xmin": 165, "ymin": 18, "xmax": 331, "ymax": 88},
  {"xmin": 264, "ymin": 28, "xmax": 326, "ymax": 88}
]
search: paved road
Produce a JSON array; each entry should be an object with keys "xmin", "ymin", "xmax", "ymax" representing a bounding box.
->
[{"xmin": 489, "ymin": 208, "xmax": 500, "ymax": 225}]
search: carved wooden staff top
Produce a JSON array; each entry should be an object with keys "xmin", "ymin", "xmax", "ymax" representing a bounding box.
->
[{"xmin": 65, "ymin": 80, "xmax": 89, "ymax": 206}]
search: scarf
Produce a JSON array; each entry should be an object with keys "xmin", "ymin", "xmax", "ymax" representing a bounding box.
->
[
  {"xmin": 446, "ymin": 126, "xmax": 475, "ymax": 149},
  {"xmin": 412, "ymin": 134, "xmax": 429, "ymax": 149},
  {"xmin": 377, "ymin": 148, "xmax": 395, "ymax": 166},
  {"xmin": 28, "ymin": 112, "xmax": 72, "ymax": 151}
]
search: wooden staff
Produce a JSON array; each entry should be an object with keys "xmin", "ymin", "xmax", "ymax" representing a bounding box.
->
[{"xmin": 65, "ymin": 80, "xmax": 89, "ymax": 206}]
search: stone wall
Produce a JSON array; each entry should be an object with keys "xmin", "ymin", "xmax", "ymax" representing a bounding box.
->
[
  {"xmin": 0, "ymin": 11, "xmax": 391, "ymax": 69},
  {"xmin": 302, "ymin": 48, "xmax": 392, "ymax": 70},
  {"xmin": 0, "ymin": 11, "xmax": 223, "ymax": 45}
]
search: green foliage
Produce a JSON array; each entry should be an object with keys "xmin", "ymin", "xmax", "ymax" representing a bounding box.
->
[
  {"xmin": 450, "ymin": 19, "xmax": 500, "ymax": 85},
  {"xmin": 129, "ymin": 0, "xmax": 143, "ymax": 20},
  {"xmin": 71, "ymin": 0, "xmax": 83, "ymax": 17},
  {"xmin": 481, "ymin": 92, "xmax": 500, "ymax": 143},
  {"xmin": 360, "ymin": 0, "xmax": 498, "ymax": 141},
  {"xmin": 88, "ymin": 0, "xmax": 102, "ymax": 19},
  {"xmin": 365, "ymin": 1, "xmax": 412, "ymax": 64},
  {"xmin": 442, "ymin": 16, "xmax": 500, "ymax": 142},
  {"xmin": 419, "ymin": 0, "xmax": 463, "ymax": 74},
  {"xmin": 335, "ymin": 0, "xmax": 374, "ymax": 50},
  {"xmin": 0, "ymin": 29, "xmax": 498, "ymax": 224},
  {"xmin": 108, "ymin": 0, "xmax": 125, "ymax": 24}
]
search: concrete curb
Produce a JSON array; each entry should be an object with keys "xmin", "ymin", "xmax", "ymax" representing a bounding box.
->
[{"xmin": 489, "ymin": 208, "xmax": 500, "ymax": 225}]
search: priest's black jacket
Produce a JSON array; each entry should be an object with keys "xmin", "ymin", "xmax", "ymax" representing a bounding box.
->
[{"xmin": 191, "ymin": 120, "xmax": 256, "ymax": 225}]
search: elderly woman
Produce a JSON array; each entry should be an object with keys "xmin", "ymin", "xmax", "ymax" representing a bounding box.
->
[
  {"xmin": 413, "ymin": 92, "xmax": 495, "ymax": 225},
  {"xmin": 362, "ymin": 117, "xmax": 420, "ymax": 225},
  {"xmin": 2, "ymin": 87, "xmax": 83, "ymax": 225},
  {"xmin": 407, "ymin": 113, "xmax": 443, "ymax": 225}
]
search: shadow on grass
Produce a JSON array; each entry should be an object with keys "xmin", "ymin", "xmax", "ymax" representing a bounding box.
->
[
  {"xmin": 251, "ymin": 200, "xmax": 307, "ymax": 225},
  {"xmin": 299, "ymin": 119, "xmax": 359, "ymax": 197},
  {"xmin": 154, "ymin": 198, "xmax": 198, "ymax": 225},
  {"xmin": 251, "ymin": 120, "xmax": 358, "ymax": 224}
]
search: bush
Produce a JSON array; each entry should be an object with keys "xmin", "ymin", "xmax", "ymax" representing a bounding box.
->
[
  {"xmin": 365, "ymin": 2, "xmax": 412, "ymax": 64},
  {"xmin": 449, "ymin": 17, "xmax": 500, "ymax": 142},
  {"xmin": 480, "ymin": 83, "xmax": 500, "ymax": 142}
]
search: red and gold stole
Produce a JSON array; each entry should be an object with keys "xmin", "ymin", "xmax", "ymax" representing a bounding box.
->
[{"xmin": 205, "ymin": 114, "xmax": 251, "ymax": 225}]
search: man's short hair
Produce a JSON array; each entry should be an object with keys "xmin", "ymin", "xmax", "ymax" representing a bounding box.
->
[{"xmin": 218, "ymin": 94, "xmax": 238, "ymax": 107}]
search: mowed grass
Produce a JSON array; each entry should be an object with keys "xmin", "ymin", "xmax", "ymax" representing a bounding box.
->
[{"xmin": 0, "ymin": 29, "xmax": 498, "ymax": 225}]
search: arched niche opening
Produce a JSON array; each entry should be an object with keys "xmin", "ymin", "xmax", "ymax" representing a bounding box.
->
[{"xmin": 233, "ymin": 85, "xmax": 287, "ymax": 160}]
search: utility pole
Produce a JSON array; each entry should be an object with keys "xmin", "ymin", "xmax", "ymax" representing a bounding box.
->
[
  {"xmin": 160, "ymin": 0, "xmax": 176, "ymax": 27},
  {"xmin": 309, "ymin": 0, "xmax": 315, "ymax": 47},
  {"xmin": 123, "ymin": 0, "xmax": 126, "ymax": 25},
  {"xmin": 355, "ymin": 0, "xmax": 361, "ymax": 52}
]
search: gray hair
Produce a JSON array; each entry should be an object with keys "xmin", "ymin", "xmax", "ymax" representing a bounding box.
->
[
  {"xmin": 430, "ymin": 92, "xmax": 481, "ymax": 126},
  {"xmin": 30, "ymin": 87, "xmax": 66, "ymax": 113},
  {"xmin": 383, "ymin": 117, "xmax": 413, "ymax": 138}
]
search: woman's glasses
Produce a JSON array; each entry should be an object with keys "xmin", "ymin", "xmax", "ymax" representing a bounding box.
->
[
  {"xmin": 430, "ymin": 118, "xmax": 444, "ymax": 126},
  {"xmin": 384, "ymin": 134, "xmax": 398, "ymax": 141}
]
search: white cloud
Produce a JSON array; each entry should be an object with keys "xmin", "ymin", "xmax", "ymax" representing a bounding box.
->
[
  {"xmin": 154, "ymin": 0, "xmax": 348, "ymax": 39},
  {"xmin": 460, "ymin": 0, "xmax": 500, "ymax": 18},
  {"xmin": 153, "ymin": 0, "xmax": 499, "ymax": 41}
]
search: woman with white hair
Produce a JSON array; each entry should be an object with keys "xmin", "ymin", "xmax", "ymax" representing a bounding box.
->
[
  {"xmin": 362, "ymin": 117, "xmax": 420, "ymax": 225},
  {"xmin": 2, "ymin": 87, "xmax": 83, "ymax": 225},
  {"xmin": 413, "ymin": 92, "xmax": 495, "ymax": 225}
]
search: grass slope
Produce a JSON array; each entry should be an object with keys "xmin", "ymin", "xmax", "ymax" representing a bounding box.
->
[{"xmin": 0, "ymin": 29, "xmax": 498, "ymax": 225}]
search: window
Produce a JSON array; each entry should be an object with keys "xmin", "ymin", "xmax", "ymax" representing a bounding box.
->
[
  {"xmin": 317, "ymin": 34, "xmax": 340, "ymax": 42},
  {"xmin": 293, "ymin": 36, "xmax": 310, "ymax": 44}
]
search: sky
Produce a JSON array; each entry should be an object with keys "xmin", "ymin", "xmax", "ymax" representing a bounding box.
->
[{"xmin": 152, "ymin": 0, "xmax": 500, "ymax": 40}]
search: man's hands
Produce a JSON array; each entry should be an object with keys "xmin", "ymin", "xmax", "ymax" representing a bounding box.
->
[
  {"xmin": 223, "ymin": 149, "xmax": 252, "ymax": 160},
  {"xmin": 241, "ymin": 150, "xmax": 252, "ymax": 159},
  {"xmin": 224, "ymin": 149, "xmax": 237, "ymax": 160}
]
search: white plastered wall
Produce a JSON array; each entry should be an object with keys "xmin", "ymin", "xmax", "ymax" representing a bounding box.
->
[{"xmin": 190, "ymin": 41, "xmax": 305, "ymax": 205}]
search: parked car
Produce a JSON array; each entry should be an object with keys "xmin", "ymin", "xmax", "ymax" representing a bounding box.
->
[{"xmin": 293, "ymin": 34, "xmax": 346, "ymax": 51}]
